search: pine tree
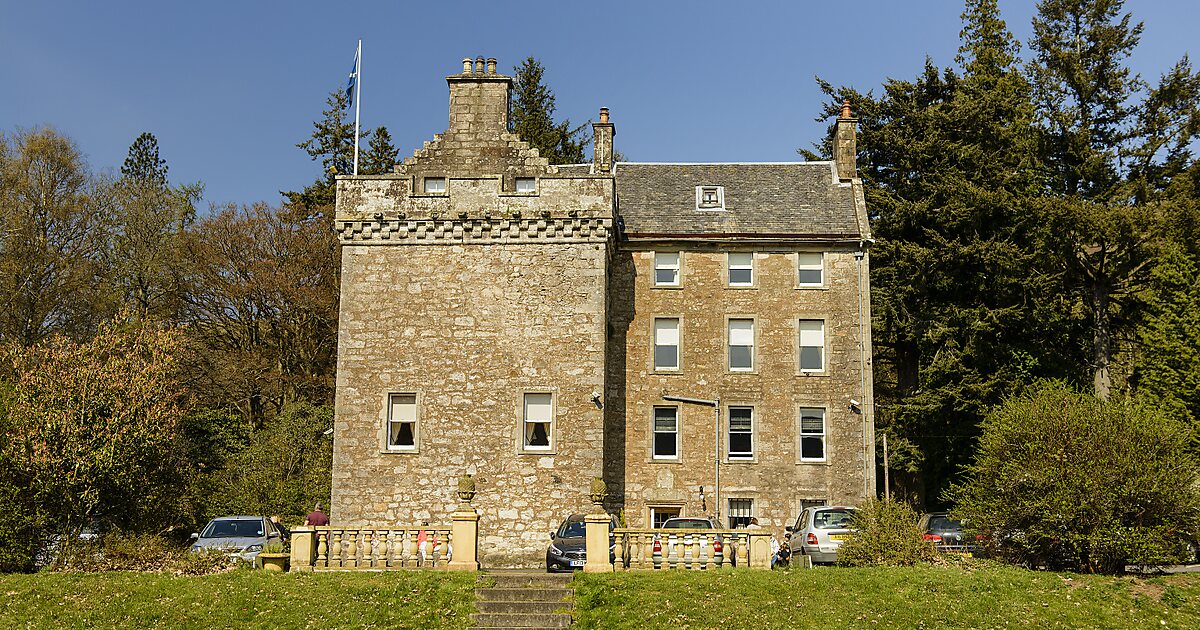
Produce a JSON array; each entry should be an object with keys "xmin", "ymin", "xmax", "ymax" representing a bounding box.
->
[
  {"xmin": 285, "ymin": 89, "xmax": 369, "ymax": 209},
  {"xmin": 509, "ymin": 57, "xmax": 589, "ymax": 165},
  {"xmin": 360, "ymin": 126, "xmax": 399, "ymax": 175},
  {"xmin": 120, "ymin": 132, "xmax": 169, "ymax": 187}
]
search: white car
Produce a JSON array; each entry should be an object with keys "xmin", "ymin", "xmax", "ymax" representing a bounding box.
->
[{"xmin": 788, "ymin": 506, "xmax": 857, "ymax": 564}]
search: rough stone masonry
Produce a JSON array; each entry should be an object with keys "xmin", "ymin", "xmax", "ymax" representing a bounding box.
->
[{"xmin": 332, "ymin": 57, "xmax": 875, "ymax": 567}]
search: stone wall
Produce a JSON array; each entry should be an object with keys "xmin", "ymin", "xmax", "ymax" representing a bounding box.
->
[{"xmin": 607, "ymin": 245, "xmax": 874, "ymax": 530}]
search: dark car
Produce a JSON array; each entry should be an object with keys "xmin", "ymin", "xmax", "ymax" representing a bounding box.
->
[
  {"xmin": 546, "ymin": 513, "xmax": 618, "ymax": 572},
  {"xmin": 919, "ymin": 512, "xmax": 974, "ymax": 555}
]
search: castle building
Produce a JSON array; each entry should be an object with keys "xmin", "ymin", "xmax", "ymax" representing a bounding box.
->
[{"xmin": 332, "ymin": 57, "xmax": 875, "ymax": 566}]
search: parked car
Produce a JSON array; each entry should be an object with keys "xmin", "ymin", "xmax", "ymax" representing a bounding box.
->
[
  {"xmin": 190, "ymin": 516, "xmax": 284, "ymax": 563},
  {"xmin": 545, "ymin": 513, "xmax": 618, "ymax": 572},
  {"xmin": 654, "ymin": 517, "xmax": 732, "ymax": 565},
  {"xmin": 918, "ymin": 512, "xmax": 975, "ymax": 555},
  {"xmin": 788, "ymin": 505, "xmax": 857, "ymax": 564}
]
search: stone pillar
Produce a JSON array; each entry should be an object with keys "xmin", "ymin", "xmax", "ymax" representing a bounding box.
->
[
  {"xmin": 747, "ymin": 531, "xmax": 772, "ymax": 569},
  {"xmin": 592, "ymin": 108, "xmax": 615, "ymax": 174},
  {"xmin": 289, "ymin": 527, "xmax": 315, "ymax": 572},
  {"xmin": 448, "ymin": 474, "xmax": 480, "ymax": 571},
  {"xmin": 583, "ymin": 478, "xmax": 614, "ymax": 573},
  {"xmin": 834, "ymin": 99, "xmax": 857, "ymax": 181}
]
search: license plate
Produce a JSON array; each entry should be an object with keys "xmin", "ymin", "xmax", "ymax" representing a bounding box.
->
[
  {"xmin": 828, "ymin": 534, "xmax": 850, "ymax": 541},
  {"xmin": 570, "ymin": 559, "xmax": 584, "ymax": 567}
]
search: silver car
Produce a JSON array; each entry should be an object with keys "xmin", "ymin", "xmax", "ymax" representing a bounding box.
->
[
  {"xmin": 190, "ymin": 516, "xmax": 283, "ymax": 563},
  {"xmin": 788, "ymin": 506, "xmax": 857, "ymax": 564}
]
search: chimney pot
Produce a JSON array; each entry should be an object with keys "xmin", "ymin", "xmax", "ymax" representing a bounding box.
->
[
  {"xmin": 840, "ymin": 99, "xmax": 853, "ymax": 119},
  {"xmin": 462, "ymin": 58, "xmax": 473, "ymax": 74},
  {"xmin": 486, "ymin": 58, "xmax": 497, "ymax": 74},
  {"xmin": 475, "ymin": 56, "xmax": 485, "ymax": 74},
  {"xmin": 599, "ymin": 107, "xmax": 609, "ymax": 123}
]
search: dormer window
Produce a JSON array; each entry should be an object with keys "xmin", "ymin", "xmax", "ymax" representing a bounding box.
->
[
  {"xmin": 423, "ymin": 177, "xmax": 446, "ymax": 193},
  {"xmin": 696, "ymin": 185, "xmax": 725, "ymax": 210},
  {"xmin": 515, "ymin": 177, "xmax": 536, "ymax": 193}
]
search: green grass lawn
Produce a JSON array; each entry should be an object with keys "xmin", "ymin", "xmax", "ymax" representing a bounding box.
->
[
  {"xmin": 574, "ymin": 564, "xmax": 1200, "ymax": 630},
  {"xmin": 0, "ymin": 569, "xmax": 477, "ymax": 629},
  {"xmin": 3, "ymin": 565, "xmax": 1197, "ymax": 629}
]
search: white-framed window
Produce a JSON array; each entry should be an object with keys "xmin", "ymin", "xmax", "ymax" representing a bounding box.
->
[
  {"xmin": 654, "ymin": 318, "xmax": 680, "ymax": 371},
  {"xmin": 728, "ymin": 498, "xmax": 754, "ymax": 528},
  {"xmin": 653, "ymin": 407, "xmax": 679, "ymax": 460},
  {"xmin": 650, "ymin": 506, "xmax": 682, "ymax": 528},
  {"xmin": 386, "ymin": 393, "xmax": 418, "ymax": 451},
  {"xmin": 728, "ymin": 252, "xmax": 754, "ymax": 286},
  {"xmin": 728, "ymin": 319, "xmax": 754, "ymax": 371},
  {"xmin": 728, "ymin": 406, "xmax": 754, "ymax": 460},
  {"xmin": 799, "ymin": 319, "xmax": 825, "ymax": 372},
  {"xmin": 515, "ymin": 177, "xmax": 536, "ymax": 192},
  {"xmin": 654, "ymin": 252, "xmax": 680, "ymax": 286},
  {"xmin": 798, "ymin": 252, "xmax": 824, "ymax": 286},
  {"xmin": 696, "ymin": 185, "xmax": 724, "ymax": 210},
  {"xmin": 799, "ymin": 408, "xmax": 826, "ymax": 462},
  {"xmin": 523, "ymin": 393, "xmax": 553, "ymax": 451},
  {"xmin": 423, "ymin": 177, "xmax": 446, "ymax": 193}
]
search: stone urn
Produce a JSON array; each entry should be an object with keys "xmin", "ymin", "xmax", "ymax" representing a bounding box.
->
[
  {"xmin": 457, "ymin": 474, "xmax": 477, "ymax": 507},
  {"xmin": 589, "ymin": 477, "xmax": 607, "ymax": 507},
  {"xmin": 258, "ymin": 552, "xmax": 289, "ymax": 572}
]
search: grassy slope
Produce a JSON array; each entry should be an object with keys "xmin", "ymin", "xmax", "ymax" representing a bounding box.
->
[
  {"xmin": 574, "ymin": 565, "xmax": 1200, "ymax": 629},
  {"xmin": 0, "ymin": 569, "xmax": 476, "ymax": 629}
]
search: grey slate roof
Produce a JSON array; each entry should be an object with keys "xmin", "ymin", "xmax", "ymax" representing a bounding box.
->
[{"xmin": 608, "ymin": 162, "xmax": 864, "ymax": 239}]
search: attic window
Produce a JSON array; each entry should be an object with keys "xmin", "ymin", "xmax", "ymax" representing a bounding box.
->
[
  {"xmin": 515, "ymin": 177, "xmax": 536, "ymax": 193},
  {"xmin": 697, "ymin": 186, "xmax": 724, "ymax": 210},
  {"xmin": 423, "ymin": 177, "xmax": 446, "ymax": 194}
]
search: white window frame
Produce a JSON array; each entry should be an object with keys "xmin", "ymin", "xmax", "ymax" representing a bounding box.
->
[
  {"xmin": 522, "ymin": 392, "xmax": 554, "ymax": 452},
  {"xmin": 653, "ymin": 317, "xmax": 681, "ymax": 371},
  {"xmin": 727, "ymin": 252, "xmax": 754, "ymax": 287},
  {"xmin": 696, "ymin": 185, "xmax": 725, "ymax": 210},
  {"xmin": 385, "ymin": 392, "xmax": 419, "ymax": 452},
  {"xmin": 650, "ymin": 505, "xmax": 682, "ymax": 528},
  {"xmin": 652, "ymin": 406, "xmax": 680, "ymax": 461},
  {"xmin": 797, "ymin": 252, "xmax": 825, "ymax": 287},
  {"xmin": 799, "ymin": 407, "xmax": 826, "ymax": 462},
  {"xmin": 728, "ymin": 498, "xmax": 754, "ymax": 529},
  {"xmin": 798, "ymin": 319, "xmax": 826, "ymax": 372},
  {"xmin": 515, "ymin": 177, "xmax": 536, "ymax": 193},
  {"xmin": 727, "ymin": 406, "xmax": 754, "ymax": 460},
  {"xmin": 423, "ymin": 176, "xmax": 447, "ymax": 193},
  {"xmin": 728, "ymin": 318, "xmax": 754, "ymax": 372},
  {"xmin": 653, "ymin": 252, "xmax": 681, "ymax": 287}
]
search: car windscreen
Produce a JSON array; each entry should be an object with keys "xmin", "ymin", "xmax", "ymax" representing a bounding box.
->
[
  {"xmin": 664, "ymin": 520, "xmax": 712, "ymax": 529},
  {"xmin": 202, "ymin": 519, "xmax": 263, "ymax": 538},
  {"xmin": 927, "ymin": 516, "xmax": 962, "ymax": 532},
  {"xmin": 812, "ymin": 510, "xmax": 855, "ymax": 530},
  {"xmin": 557, "ymin": 521, "xmax": 586, "ymax": 538}
]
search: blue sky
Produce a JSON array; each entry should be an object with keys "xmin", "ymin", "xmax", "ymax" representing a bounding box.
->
[{"xmin": 1, "ymin": 1, "xmax": 1194, "ymax": 207}]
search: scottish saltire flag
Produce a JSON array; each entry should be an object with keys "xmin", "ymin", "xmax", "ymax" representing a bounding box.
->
[{"xmin": 346, "ymin": 43, "xmax": 360, "ymax": 108}]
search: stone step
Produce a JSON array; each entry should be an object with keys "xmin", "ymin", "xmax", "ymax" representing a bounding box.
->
[
  {"xmin": 475, "ymin": 587, "xmax": 573, "ymax": 602},
  {"xmin": 470, "ymin": 612, "xmax": 571, "ymax": 628},
  {"xmin": 476, "ymin": 600, "xmax": 572, "ymax": 615},
  {"xmin": 483, "ymin": 572, "xmax": 573, "ymax": 589}
]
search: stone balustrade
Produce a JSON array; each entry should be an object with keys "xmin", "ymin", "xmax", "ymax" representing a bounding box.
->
[
  {"xmin": 299, "ymin": 526, "xmax": 453, "ymax": 570},
  {"xmin": 609, "ymin": 528, "xmax": 774, "ymax": 570}
]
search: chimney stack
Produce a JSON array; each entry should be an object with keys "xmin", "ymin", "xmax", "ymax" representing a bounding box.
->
[
  {"xmin": 447, "ymin": 55, "xmax": 512, "ymax": 135},
  {"xmin": 834, "ymin": 99, "xmax": 858, "ymax": 181},
  {"xmin": 592, "ymin": 107, "xmax": 615, "ymax": 174}
]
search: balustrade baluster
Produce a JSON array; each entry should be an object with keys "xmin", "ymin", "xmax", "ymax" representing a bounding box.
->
[
  {"xmin": 316, "ymin": 530, "xmax": 328, "ymax": 568},
  {"xmin": 331, "ymin": 530, "xmax": 343, "ymax": 568}
]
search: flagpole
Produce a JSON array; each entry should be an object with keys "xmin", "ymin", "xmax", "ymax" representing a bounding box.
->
[{"xmin": 353, "ymin": 39, "xmax": 362, "ymax": 176}]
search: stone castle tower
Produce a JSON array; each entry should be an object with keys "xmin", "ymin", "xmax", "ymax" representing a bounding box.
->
[{"xmin": 332, "ymin": 57, "xmax": 617, "ymax": 565}]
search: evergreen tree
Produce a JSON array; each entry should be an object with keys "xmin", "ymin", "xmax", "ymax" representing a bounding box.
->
[
  {"xmin": 285, "ymin": 89, "xmax": 368, "ymax": 209},
  {"xmin": 509, "ymin": 57, "xmax": 589, "ymax": 164},
  {"xmin": 360, "ymin": 126, "xmax": 399, "ymax": 175},
  {"xmin": 120, "ymin": 132, "xmax": 168, "ymax": 187}
]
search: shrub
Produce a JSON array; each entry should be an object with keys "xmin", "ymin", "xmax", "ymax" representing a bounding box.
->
[
  {"xmin": 48, "ymin": 534, "xmax": 234, "ymax": 575},
  {"xmin": 948, "ymin": 382, "xmax": 1200, "ymax": 574},
  {"xmin": 837, "ymin": 498, "xmax": 935, "ymax": 567}
]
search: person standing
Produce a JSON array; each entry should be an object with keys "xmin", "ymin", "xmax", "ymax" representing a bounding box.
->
[{"xmin": 304, "ymin": 503, "xmax": 330, "ymax": 526}]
